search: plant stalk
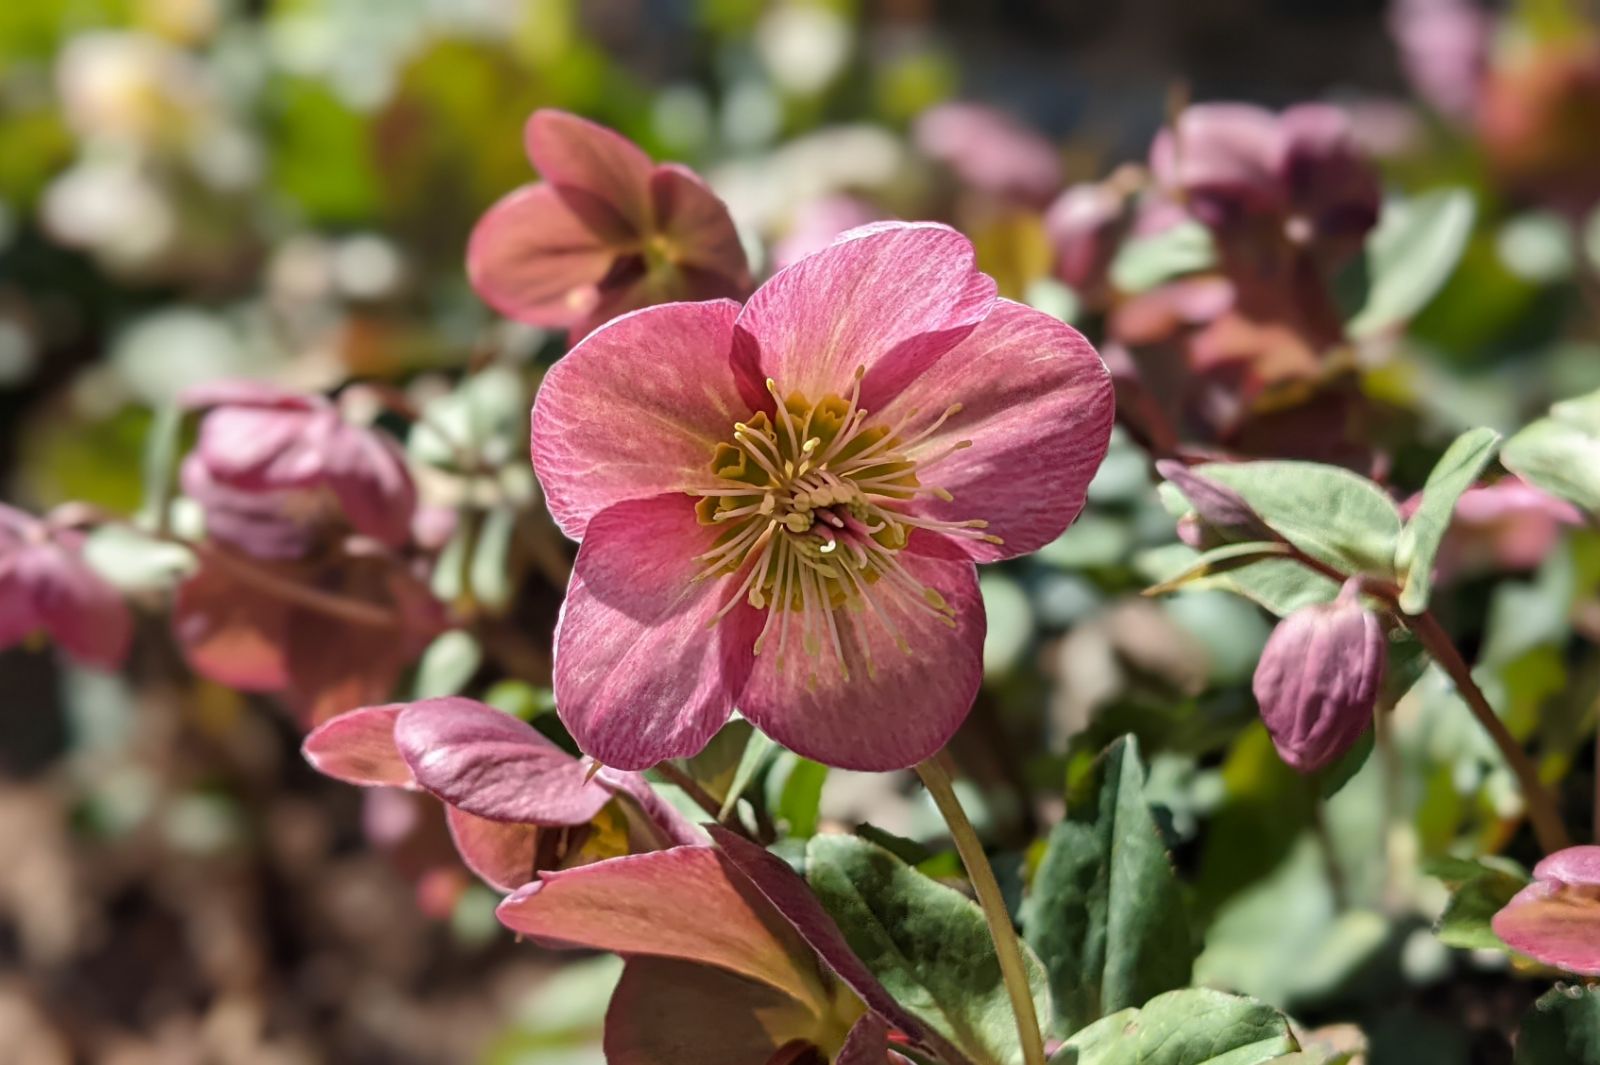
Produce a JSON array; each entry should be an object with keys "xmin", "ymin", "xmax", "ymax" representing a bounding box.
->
[
  {"xmin": 1404, "ymin": 610, "xmax": 1571, "ymax": 854},
  {"xmin": 916, "ymin": 752, "xmax": 1046, "ymax": 1065}
]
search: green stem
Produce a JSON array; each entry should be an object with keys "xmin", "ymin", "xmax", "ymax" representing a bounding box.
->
[{"xmin": 916, "ymin": 752, "xmax": 1046, "ymax": 1065}]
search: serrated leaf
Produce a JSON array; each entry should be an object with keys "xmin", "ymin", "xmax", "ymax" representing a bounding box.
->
[
  {"xmin": 1516, "ymin": 986, "xmax": 1600, "ymax": 1065},
  {"xmin": 1025, "ymin": 737, "xmax": 1194, "ymax": 1033},
  {"xmin": 1502, "ymin": 387, "xmax": 1600, "ymax": 514},
  {"xmin": 806, "ymin": 833, "xmax": 1051, "ymax": 1065},
  {"xmin": 1053, "ymin": 989, "xmax": 1297, "ymax": 1065},
  {"xmin": 1433, "ymin": 865, "xmax": 1528, "ymax": 951},
  {"xmin": 1346, "ymin": 188, "xmax": 1476, "ymax": 338},
  {"xmin": 1396, "ymin": 427, "xmax": 1502, "ymax": 613},
  {"xmin": 1109, "ymin": 221, "xmax": 1216, "ymax": 294},
  {"xmin": 1192, "ymin": 462, "xmax": 1402, "ymax": 578}
]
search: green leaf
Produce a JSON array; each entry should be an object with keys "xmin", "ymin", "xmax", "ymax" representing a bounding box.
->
[
  {"xmin": 765, "ymin": 753, "xmax": 828, "ymax": 838},
  {"xmin": 1433, "ymin": 865, "xmax": 1529, "ymax": 951},
  {"xmin": 805, "ymin": 833, "xmax": 1051, "ymax": 1065},
  {"xmin": 1109, "ymin": 221, "xmax": 1216, "ymax": 294},
  {"xmin": 718, "ymin": 726, "xmax": 778, "ymax": 820},
  {"xmin": 82, "ymin": 525, "xmax": 196, "ymax": 594},
  {"xmin": 1395, "ymin": 427, "xmax": 1502, "ymax": 613},
  {"xmin": 139, "ymin": 402, "xmax": 183, "ymax": 531},
  {"xmin": 469, "ymin": 504, "xmax": 519, "ymax": 612},
  {"xmin": 1025, "ymin": 737, "xmax": 1194, "ymax": 1033},
  {"xmin": 1193, "ymin": 462, "xmax": 1402, "ymax": 578},
  {"xmin": 1516, "ymin": 986, "xmax": 1600, "ymax": 1065},
  {"xmin": 1144, "ymin": 542, "xmax": 1292, "ymax": 597},
  {"xmin": 1054, "ymin": 989, "xmax": 1297, "ymax": 1065},
  {"xmin": 685, "ymin": 719, "xmax": 756, "ymax": 807},
  {"xmin": 1142, "ymin": 546, "xmax": 1339, "ymax": 619},
  {"xmin": 412, "ymin": 630, "xmax": 483, "ymax": 699},
  {"xmin": 1346, "ymin": 189, "xmax": 1476, "ymax": 339},
  {"xmin": 1502, "ymin": 386, "xmax": 1600, "ymax": 514}
]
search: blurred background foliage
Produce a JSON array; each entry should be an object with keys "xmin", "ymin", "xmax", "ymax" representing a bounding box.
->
[{"xmin": 6, "ymin": 0, "xmax": 1600, "ymax": 1063}]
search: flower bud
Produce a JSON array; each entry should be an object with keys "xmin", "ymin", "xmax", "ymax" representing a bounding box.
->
[
  {"xmin": 1492, "ymin": 845, "xmax": 1600, "ymax": 975},
  {"xmin": 1251, "ymin": 580, "xmax": 1384, "ymax": 772}
]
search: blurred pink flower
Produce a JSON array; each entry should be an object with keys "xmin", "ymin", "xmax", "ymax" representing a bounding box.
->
[
  {"xmin": 915, "ymin": 102, "xmax": 1063, "ymax": 205},
  {"xmin": 1046, "ymin": 174, "xmax": 1136, "ymax": 300},
  {"xmin": 303, "ymin": 697, "xmax": 696, "ymax": 891},
  {"xmin": 1252, "ymin": 579, "xmax": 1385, "ymax": 772},
  {"xmin": 181, "ymin": 380, "xmax": 416, "ymax": 559},
  {"xmin": 1401, "ymin": 476, "xmax": 1581, "ymax": 578},
  {"xmin": 531, "ymin": 222, "xmax": 1114, "ymax": 771},
  {"xmin": 0, "ymin": 504, "xmax": 131, "ymax": 670},
  {"xmin": 498, "ymin": 827, "xmax": 951, "ymax": 1064},
  {"xmin": 468, "ymin": 109, "xmax": 751, "ymax": 342},
  {"xmin": 1492, "ymin": 845, "xmax": 1600, "ymax": 975},
  {"xmin": 773, "ymin": 195, "xmax": 883, "ymax": 270},
  {"xmin": 1389, "ymin": 0, "xmax": 1491, "ymax": 123}
]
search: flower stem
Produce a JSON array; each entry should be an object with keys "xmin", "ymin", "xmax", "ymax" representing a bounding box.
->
[
  {"xmin": 915, "ymin": 752, "xmax": 1046, "ymax": 1065},
  {"xmin": 1403, "ymin": 610, "xmax": 1571, "ymax": 854}
]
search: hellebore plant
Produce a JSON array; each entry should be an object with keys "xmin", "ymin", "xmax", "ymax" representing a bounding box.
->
[
  {"xmin": 531, "ymin": 221, "xmax": 1115, "ymax": 774},
  {"xmin": 468, "ymin": 109, "xmax": 752, "ymax": 342},
  {"xmin": 303, "ymin": 696, "xmax": 698, "ymax": 890},
  {"xmin": 0, "ymin": 503, "xmax": 132, "ymax": 670}
]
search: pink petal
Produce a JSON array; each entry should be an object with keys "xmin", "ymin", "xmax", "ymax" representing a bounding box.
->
[
  {"xmin": 172, "ymin": 566, "xmax": 292, "ymax": 691},
  {"xmin": 1534, "ymin": 845, "xmax": 1600, "ymax": 886},
  {"xmin": 0, "ymin": 564, "xmax": 40, "ymax": 650},
  {"xmin": 650, "ymin": 163, "xmax": 751, "ymax": 292},
  {"xmin": 466, "ymin": 182, "xmax": 613, "ymax": 327},
  {"xmin": 738, "ymin": 538, "xmax": 984, "ymax": 771},
  {"xmin": 18, "ymin": 542, "xmax": 132, "ymax": 670},
  {"xmin": 598, "ymin": 768, "xmax": 707, "ymax": 847},
  {"xmin": 709, "ymin": 826, "xmax": 968, "ymax": 1065},
  {"xmin": 446, "ymin": 805, "xmax": 544, "ymax": 892},
  {"xmin": 837, "ymin": 1015, "xmax": 891, "ymax": 1065},
  {"xmin": 731, "ymin": 222, "xmax": 997, "ymax": 411},
  {"xmin": 323, "ymin": 425, "xmax": 417, "ymax": 549},
  {"xmin": 525, "ymin": 109, "xmax": 655, "ymax": 235},
  {"xmin": 874, "ymin": 299, "xmax": 1114, "ymax": 562},
  {"xmin": 195, "ymin": 405, "xmax": 330, "ymax": 490},
  {"xmin": 496, "ymin": 847, "xmax": 827, "ymax": 1007},
  {"xmin": 604, "ymin": 958, "xmax": 825, "ymax": 1065},
  {"xmin": 1492, "ymin": 879, "xmax": 1600, "ymax": 975},
  {"xmin": 553, "ymin": 494, "xmax": 760, "ymax": 770},
  {"xmin": 301, "ymin": 704, "xmax": 415, "ymax": 788},
  {"xmin": 393, "ymin": 696, "xmax": 610, "ymax": 825},
  {"xmin": 531, "ymin": 299, "xmax": 747, "ymax": 539}
]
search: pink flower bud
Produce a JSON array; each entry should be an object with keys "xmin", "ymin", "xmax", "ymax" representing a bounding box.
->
[
  {"xmin": 1492, "ymin": 846, "xmax": 1600, "ymax": 975},
  {"xmin": 1251, "ymin": 580, "xmax": 1384, "ymax": 772}
]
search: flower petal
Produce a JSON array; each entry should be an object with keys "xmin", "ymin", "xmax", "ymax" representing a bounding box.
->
[
  {"xmin": 19, "ymin": 541, "xmax": 132, "ymax": 670},
  {"xmin": 1492, "ymin": 880, "xmax": 1600, "ymax": 975},
  {"xmin": 553, "ymin": 494, "xmax": 760, "ymax": 770},
  {"xmin": 0, "ymin": 565, "xmax": 41, "ymax": 650},
  {"xmin": 650, "ymin": 163, "xmax": 751, "ymax": 292},
  {"xmin": 877, "ymin": 299, "xmax": 1114, "ymax": 562},
  {"xmin": 731, "ymin": 222, "xmax": 997, "ymax": 409},
  {"xmin": 1535, "ymin": 845, "xmax": 1600, "ymax": 885},
  {"xmin": 172, "ymin": 565, "xmax": 292, "ymax": 691},
  {"xmin": 837, "ymin": 1015, "xmax": 891, "ymax": 1065},
  {"xmin": 393, "ymin": 696, "xmax": 610, "ymax": 825},
  {"xmin": 709, "ymin": 826, "xmax": 969, "ymax": 1065},
  {"xmin": 604, "ymin": 958, "xmax": 823, "ymax": 1065},
  {"xmin": 323, "ymin": 425, "xmax": 418, "ymax": 549},
  {"xmin": 525, "ymin": 109, "xmax": 655, "ymax": 234},
  {"xmin": 597, "ymin": 768, "xmax": 707, "ymax": 847},
  {"xmin": 496, "ymin": 846, "xmax": 827, "ymax": 1008},
  {"xmin": 466, "ymin": 182, "xmax": 612, "ymax": 327},
  {"xmin": 445, "ymin": 805, "xmax": 544, "ymax": 892},
  {"xmin": 531, "ymin": 299, "xmax": 746, "ymax": 539},
  {"xmin": 194, "ymin": 404, "xmax": 331, "ymax": 490},
  {"xmin": 738, "ymin": 538, "xmax": 984, "ymax": 771},
  {"xmin": 302, "ymin": 704, "xmax": 415, "ymax": 788}
]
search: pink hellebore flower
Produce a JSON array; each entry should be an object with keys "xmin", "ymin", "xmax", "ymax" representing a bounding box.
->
[
  {"xmin": 181, "ymin": 380, "xmax": 416, "ymax": 559},
  {"xmin": 1492, "ymin": 845, "xmax": 1600, "ymax": 975},
  {"xmin": 498, "ymin": 826, "xmax": 952, "ymax": 1065},
  {"xmin": 0, "ymin": 504, "xmax": 131, "ymax": 670},
  {"xmin": 468, "ymin": 109, "xmax": 752, "ymax": 342},
  {"xmin": 1401, "ymin": 476, "xmax": 1582, "ymax": 578},
  {"xmin": 914, "ymin": 102, "xmax": 1063, "ymax": 205},
  {"xmin": 531, "ymin": 222, "xmax": 1115, "ymax": 771},
  {"xmin": 1252, "ymin": 579, "xmax": 1386, "ymax": 773},
  {"xmin": 303, "ymin": 697, "xmax": 697, "ymax": 891}
]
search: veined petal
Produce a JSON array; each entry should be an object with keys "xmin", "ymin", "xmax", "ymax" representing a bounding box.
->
[
  {"xmin": 466, "ymin": 182, "xmax": 613, "ymax": 327},
  {"xmin": 394, "ymin": 696, "xmax": 610, "ymax": 825},
  {"xmin": 738, "ymin": 540, "xmax": 984, "ymax": 772},
  {"xmin": 446, "ymin": 806, "xmax": 544, "ymax": 893},
  {"xmin": 731, "ymin": 222, "xmax": 997, "ymax": 410},
  {"xmin": 553, "ymin": 494, "xmax": 760, "ymax": 770},
  {"xmin": 302, "ymin": 704, "xmax": 415, "ymax": 788},
  {"xmin": 650, "ymin": 163, "xmax": 751, "ymax": 292},
  {"xmin": 496, "ymin": 847, "xmax": 828, "ymax": 1008},
  {"xmin": 878, "ymin": 299, "xmax": 1114, "ymax": 562},
  {"xmin": 1492, "ymin": 879, "xmax": 1600, "ymax": 975},
  {"xmin": 604, "ymin": 958, "xmax": 826, "ymax": 1065},
  {"xmin": 531, "ymin": 299, "xmax": 747, "ymax": 539},
  {"xmin": 525, "ymin": 109, "xmax": 655, "ymax": 234}
]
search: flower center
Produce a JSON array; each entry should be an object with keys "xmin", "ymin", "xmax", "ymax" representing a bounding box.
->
[{"xmin": 689, "ymin": 370, "xmax": 997, "ymax": 678}]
